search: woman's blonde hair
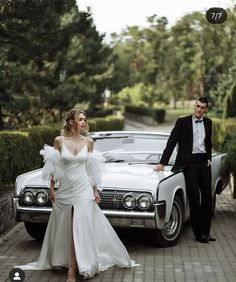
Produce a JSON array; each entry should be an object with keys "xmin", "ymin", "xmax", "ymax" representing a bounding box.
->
[{"xmin": 62, "ymin": 109, "xmax": 88, "ymax": 136}]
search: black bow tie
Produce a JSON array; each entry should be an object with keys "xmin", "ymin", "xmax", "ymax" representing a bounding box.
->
[{"xmin": 195, "ymin": 120, "xmax": 203, "ymax": 123}]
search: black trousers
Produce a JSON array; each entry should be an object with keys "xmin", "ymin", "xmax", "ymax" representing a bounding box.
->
[{"xmin": 183, "ymin": 154, "xmax": 212, "ymax": 237}]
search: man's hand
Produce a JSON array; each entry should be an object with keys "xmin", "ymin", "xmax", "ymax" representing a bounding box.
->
[
  {"xmin": 153, "ymin": 164, "xmax": 165, "ymax": 172},
  {"xmin": 207, "ymin": 160, "xmax": 212, "ymax": 167}
]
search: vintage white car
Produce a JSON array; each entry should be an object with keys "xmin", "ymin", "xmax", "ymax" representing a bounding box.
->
[{"xmin": 12, "ymin": 131, "xmax": 229, "ymax": 247}]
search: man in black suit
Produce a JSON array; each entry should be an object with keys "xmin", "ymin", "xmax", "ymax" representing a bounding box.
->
[{"xmin": 154, "ymin": 97, "xmax": 216, "ymax": 243}]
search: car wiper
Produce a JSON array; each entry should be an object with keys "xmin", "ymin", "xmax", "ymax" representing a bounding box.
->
[
  {"xmin": 105, "ymin": 159, "xmax": 126, "ymax": 163},
  {"xmin": 91, "ymin": 135, "xmax": 131, "ymax": 140},
  {"xmin": 127, "ymin": 161, "xmax": 158, "ymax": 165}
]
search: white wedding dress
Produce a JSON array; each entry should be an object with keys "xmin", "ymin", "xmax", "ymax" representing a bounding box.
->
[{"xmin": 16, "ymin": 138, "xmax": 136, "ymax": 279}]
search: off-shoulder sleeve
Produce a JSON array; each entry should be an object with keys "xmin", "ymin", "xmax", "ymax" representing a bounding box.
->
[
  {"xmin": 86, "ymin": 151, "xmax": 105, "ymax": 191},
  {"xmin": 39, "ymin": 145, "xmax": 64, "ymax": 181}
]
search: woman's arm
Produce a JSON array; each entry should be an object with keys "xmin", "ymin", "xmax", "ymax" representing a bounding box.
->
[
  {"xmin": 48, "ymin": 136, "xmax": 62, "ymax": 204},
  {"xmin": 87, "ymin": 137, "xmax": 101, "ymax": 204},
  {"xmin": 49, "ymin": 178, "xmax": 56, "ymax": 204}
]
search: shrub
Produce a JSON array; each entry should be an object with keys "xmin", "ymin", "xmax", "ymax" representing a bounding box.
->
[
  {"xmin": 212, "ymin": 118, "xmax": 236, "ymax": 152},
  {"xmin": 125, "ymin": 105, "xmax": 166, "ymax": 123},
  {"xmin": 223, "ymin": 82, "xmax": 236, "ymax": 118},
  {"xmin": 0, "ymin": 115, "xmax": 125, "ymax": 187},
  {"xmin": 224, "ymin": 133, "xmax": 236, "ymax": 198},
  {"xmin": 0, "ymin": 131, "xmax": 32, "ymax": 184}
]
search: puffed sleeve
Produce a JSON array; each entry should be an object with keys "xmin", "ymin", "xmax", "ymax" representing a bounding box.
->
[
  {"xmin": 39, "ymin": 144, "xmax": 64, "ymax": 182},
  {"xmin": 86, "ymin": 150, "xmax": 105, "ymax": 191}
]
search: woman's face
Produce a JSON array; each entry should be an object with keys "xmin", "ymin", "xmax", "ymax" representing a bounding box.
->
[{"xmin": 75, "ymin": 112, "xmax": 87, "ymax": 133}]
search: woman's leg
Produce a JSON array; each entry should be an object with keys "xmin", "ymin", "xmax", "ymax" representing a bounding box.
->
[{"xmin": 67, "ymin": 207, "xmax": 77, "ymax": 281}]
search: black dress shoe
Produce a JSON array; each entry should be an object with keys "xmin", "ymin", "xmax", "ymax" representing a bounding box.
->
[
  {"xmin": 195, "ymin": 235, "xmax": 209, "ymax": 243},
  {"xmin": 206, "ymin": 234, "xmax": 216, "ymax": 241}
]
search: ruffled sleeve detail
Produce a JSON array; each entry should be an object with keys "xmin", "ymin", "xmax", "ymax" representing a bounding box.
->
[
  {"xmin": 39, "ymin": 145, "xmax": 64, "ymax": 181},
  {"xmin": 86, "ymin": 151, "xmax": 105, "ymax": 191}
]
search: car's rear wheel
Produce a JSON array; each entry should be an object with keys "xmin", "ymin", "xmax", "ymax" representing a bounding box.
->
[
  {"xmin": 24, "ymin": 222, "xmax": 47, "ymax": 241},
  {"xmin": 152, "ymin": 195, "xmax": 184, "ymax": 247}
]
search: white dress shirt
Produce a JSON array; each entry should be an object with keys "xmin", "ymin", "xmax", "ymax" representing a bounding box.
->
[{"xmin": 192, "ymin": 115, "xmax": 206, "ymax": 154}]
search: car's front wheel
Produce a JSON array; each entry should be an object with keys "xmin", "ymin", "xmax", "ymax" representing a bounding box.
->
[
  {"xmin": 24, "ymin": 222, "xmax": 47, "ymax": 241},
  {"xmin": 152, "ymin": 195, "xmax": 184, "ymax": 247}
]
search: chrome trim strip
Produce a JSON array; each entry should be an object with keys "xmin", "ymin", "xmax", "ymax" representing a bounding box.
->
[
  {"xmin": 154, "ymin": 201, "xmax": 166, "ymax": 229},
  {"xmin": 17, "ymin": 206, "xmax": 52, "ymax": 213},
  {"xmin": 104, "ymin": 210, "xmax": 154, "ymax": 218}
]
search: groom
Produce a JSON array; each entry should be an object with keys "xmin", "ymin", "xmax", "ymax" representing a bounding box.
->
[{"xmin": 154, "ymin": 97, "xmax": 216, "ymax": 243}]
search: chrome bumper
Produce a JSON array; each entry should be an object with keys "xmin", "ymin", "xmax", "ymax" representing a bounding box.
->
[{"xmin": 12, "ymin": 197, "xmax": 166, "ymax": 229}]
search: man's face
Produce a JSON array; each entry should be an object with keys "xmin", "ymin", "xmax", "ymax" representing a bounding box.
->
[{"xmin": 194, "ymin": 101, "xmax": 208, "ymax": 119}]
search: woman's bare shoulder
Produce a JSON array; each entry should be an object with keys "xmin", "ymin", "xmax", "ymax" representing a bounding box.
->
[
  {"xmin": 85, "ymin": 136, "xmax": 94, "ymax": 152},
  {"xmin": 86, "ymin": 136, "xmax": 94, "ymax": 144},
  {"xmin": 54, "ymin": 136, "xmax": 63, "ymax": 150}
]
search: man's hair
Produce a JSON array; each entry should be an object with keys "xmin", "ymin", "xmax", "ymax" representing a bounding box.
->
[{"xmin": 196, "ymin": 97, "xmax": 209, "ymax": 107}]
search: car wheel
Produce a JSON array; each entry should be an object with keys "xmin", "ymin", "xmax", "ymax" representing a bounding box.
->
[
  {"xmin": 24, "ymin": 222, "xmax": 47, "ymax": 241},
  {"xmin": 152, "ymin": 195, "xmax": 184, "ymax": 247}
]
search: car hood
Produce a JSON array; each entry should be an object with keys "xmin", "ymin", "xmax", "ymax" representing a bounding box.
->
[
  {"xmin": 101, "ymin": 163, "xmax": 172, "ymax": 193},
  {"xmin": 15, "ymin": 163, "xmax": 173, "ymax": 196},
  {"xmin": 15, "ymin": 169, "xmax": 49, "ymax": 195}
]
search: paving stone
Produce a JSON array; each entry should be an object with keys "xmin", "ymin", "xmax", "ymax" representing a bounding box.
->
[{"xmin": 0, "ymin": 186, "xmax": 236, "ymax": 282}]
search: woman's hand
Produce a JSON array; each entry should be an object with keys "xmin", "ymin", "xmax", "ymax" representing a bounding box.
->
[
  {"xmin": 49, "ymin": 189, "xmax": 56, "ymax": 204},
  {"xmin": 94, "ymin": 189, "xmax": 101, "ymax": 204}
]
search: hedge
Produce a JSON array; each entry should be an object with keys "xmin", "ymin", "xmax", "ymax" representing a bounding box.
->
[
  {"xmin": 125, "ymin": 105, "xmax": 166, "ymax": 123},
  {"xmin": 0, "ymin": 115, "xmax": 124, "ymax": 188},
  {"xmin": 212, "ymin": 118, "xmax": 236, "ymax": 152}
]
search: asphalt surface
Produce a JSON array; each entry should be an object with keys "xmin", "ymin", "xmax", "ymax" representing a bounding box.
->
[{"xmin": 0, "ymin": 119, "xmax": 236, "ymax": 282}]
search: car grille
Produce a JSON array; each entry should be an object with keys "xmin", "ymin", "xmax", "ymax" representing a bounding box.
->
[
  {"xmin": 99, "ymin": 189, "xmax": 154, "ymax": 211},
  {"xmin": 20, "ymin": 187, "xmax": 154, "ymax": 211}
]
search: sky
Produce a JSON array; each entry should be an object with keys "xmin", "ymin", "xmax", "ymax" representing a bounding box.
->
[{"xmin": 77, "ymin": 0, "xmax": 235, "ymax": 40}]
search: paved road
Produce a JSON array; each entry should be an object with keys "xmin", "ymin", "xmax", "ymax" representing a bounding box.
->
[
  {"xmin": 0, "ymin": 187, "xmax": 236, "ymax": 282},
  {"xmin": 1, "ymin": 120, "xmax": 236, "ymax": 282}
]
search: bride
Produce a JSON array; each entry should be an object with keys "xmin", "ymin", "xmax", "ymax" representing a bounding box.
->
[{"xmin": 17, "ymin": 109, "xmax": 136, "ymax": 281}]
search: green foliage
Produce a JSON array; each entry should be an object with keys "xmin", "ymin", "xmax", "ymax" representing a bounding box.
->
[
  {"xmin": 151, "ymin": 109, "xmax": 166, "ymax": 123},
  {"xmin": 0, "ymin": 116, "xmax": 124, "ymax": 186},
  {"xmin": 22, "ymin": 126, "xmax": 61, "ymax": 168},
  {"xmin": 116, "ymin": 82, "xmax": 169, "ymax": 107},
  {"xmin": 212, "ymin": 118, "xmax": 236, "ymax": 152},
  {"xmin": 110, "ymin": 6, "xmax": 236, "ymax": 112},
  {"xmin": 0, "ymin": 131, "xmax": 32, "ymax": 184},
  {"xmin": 125, "ymin": 105, "xmax": 166, "ymax": 123},
  {"xmin": 0, "ymin": 1, "xmax": 112, "ymax": 129},
  {"xmin": 86, "ymin": 107, "xmax": 113, "ymax": 118},
  {"xmin": 210, "ymin": 49, "xmax": 236, "ymax": 116},
  {"xmin": 223, "ymin": 82, "xmax": 236, "ymax": 118},
  {"xmin": 90, "ymin": 116, "xmax": 124, "ymax": 131},
  {"xmin": 224, "ymin": 134, "xmax": 236, "ymax": 174}
]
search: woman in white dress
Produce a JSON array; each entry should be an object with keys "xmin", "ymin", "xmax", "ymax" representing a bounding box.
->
[{"xmin": 17, "ymin": 109, "xmax": 135, "ymax": 281}]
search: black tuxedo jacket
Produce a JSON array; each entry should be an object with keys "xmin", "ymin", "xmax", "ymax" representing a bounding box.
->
[{"xmin": 160, "ymin": 115, "xmax": 212, "ymax": 171}]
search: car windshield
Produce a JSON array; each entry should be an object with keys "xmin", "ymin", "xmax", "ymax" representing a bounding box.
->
[{"xmin": 91, "ymin": 133, "xmax": 176, "ymax": 165}]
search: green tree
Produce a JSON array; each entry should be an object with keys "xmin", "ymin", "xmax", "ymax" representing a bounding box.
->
[
  {"xmin": 0, "ymin": 0, "xmax": 76, "ymax": 128},
  {"xmin": 0, "ymin": 1, "xmax": 112, "ymax": 128},
  {"xmin": 223, "ymin": 82, "xmax": 236, "ymax": 118}
]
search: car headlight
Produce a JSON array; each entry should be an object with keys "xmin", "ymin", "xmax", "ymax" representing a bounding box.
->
[
  {"xmin": 36, "ymin": 192, "xmax": 48, "ymax": 205},
  {"xmin": 122, "ymin": 193, "xmax": 137, "ymax": 209},
  {"xmin": 22, "ymin": 191, "xmax": 34, "ymax": 205},
  {"xmin": 137, "ymin": 194, "xmax": 152, "ymax": 210}
]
